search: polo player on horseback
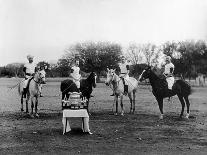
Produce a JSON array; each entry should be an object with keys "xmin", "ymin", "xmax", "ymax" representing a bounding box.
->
[
  {"xmin": 119, "ymin": 55, "xmax": 130, "ymax": 95},
  {"xmin": 22, "ymin": 55, "xmax": 37, "ymax": 98},
  {"xmin": 163, "ymin": 56, "xmax": 175, "ymax": 90},
  {"xmin": 70, "ymin": 56, "xmax": 81, "ymax": 92},
  {"xmin": 110, "ymin": 55, "xmax": 130, "ymax": 96}
]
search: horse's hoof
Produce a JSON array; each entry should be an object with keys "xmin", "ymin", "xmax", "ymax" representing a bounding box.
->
[
  {"xmin": 114, "ymin": 113, "xmax": 118, "ymax": 116},
  {"xmin": 185, "ymin": 113, "xmax": 190, "ymax": 119},
  {"xmin": 21, "ymin": 109, "xmax": 24, "ymax": 112},
  {"xmin": 30, "ymin": 114, "xmax": 34, "ymax": 118},
  {"xmin": 35, "ymin": 113, "xmax": 39, "ymax": 118},
  {"xmin": 159, "ymin": 114, "xmax": 164, "ymax": 120}
]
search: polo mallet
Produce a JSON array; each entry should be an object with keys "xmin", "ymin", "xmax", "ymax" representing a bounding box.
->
[{"xmin": 8, "ymin": 79, "xmax": 25, "ymax": 90}]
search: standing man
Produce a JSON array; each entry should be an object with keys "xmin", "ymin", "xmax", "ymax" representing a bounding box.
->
[
  {"xmin": 163, "ymin": 56, "xmax": 175, "ymax": 90},
  {"xmin": 70, "ymin": 58, "xmax": 81, "ymax": 91},
  {"xmin": 22, "ymin": 55, "xmax": 37, "ymax": 97}
]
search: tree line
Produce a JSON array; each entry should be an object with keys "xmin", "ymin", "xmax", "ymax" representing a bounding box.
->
[{"xmin": 1, "ymin": 40, "xmax": 207, "ymax": 80}]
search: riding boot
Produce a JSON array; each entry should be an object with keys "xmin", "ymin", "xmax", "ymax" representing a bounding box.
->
[
  {"xmin": 124, "ymin": 85, "xmax": 128, "ymax": 95},
  {"xmin": 23, "ymin": 88, "xmax": 27, "ymax": 98}
]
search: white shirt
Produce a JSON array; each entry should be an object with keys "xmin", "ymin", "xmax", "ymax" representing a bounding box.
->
[
  {"xmin": 164, "ymin": 62, "xmax": 174, "ymax": 74},
  {"xmin": 119, "ymin": 62, "xmax": 129, "ymax": 74},
  {"xmin": 24, "ymin": 62, "xmax": 36, "ymax": 74},
  {"xmin": 71, "ymin": 66, "xmax": 81, "ymax": 79}
]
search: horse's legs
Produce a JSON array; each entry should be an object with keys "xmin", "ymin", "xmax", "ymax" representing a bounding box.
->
[
  {"xmin": 133, "ymin": 90, "xmax": 136, "ymax": 113},
  {"xmin": 26, "ymin": 97, "xmax": 29, "ymax": 114},
  {"xmin": 115, "ymin": 95, "xmax": 118, "ymax": 115},
  {"xmin": 35, "ymin": 96, "xmax": 39, "ymax": 117},
  {"xmin": 120, "ymin": 95, "xmax": 124, "ymax": 116},
  {"xmin": 178, "ymin": 95, "xmax": 185, "ymax": 118},
  {"xmin": 184, "ymin": 96, "xmax": 190, "ymax": 118},
  {"xmin": 31, "ymin": 97, "xmax": 34, "ymax": 116},
  {"xmin": 86, "ymin": 98, "xmax": 90, "ymax": 114},
  {"xmin": 21, "ymin": 94, "xmax": 24, "ymax": 112},
  {"xmin": 128, "ymin": 93, "xmax": 133, "ymax": 113},
  {"xmin": 61, "ymin": 93, "xmax": 65, "ymax": 109},
  {"xmin": 156, "ymin": 97, "xmax": 164, "ymax": 119}
]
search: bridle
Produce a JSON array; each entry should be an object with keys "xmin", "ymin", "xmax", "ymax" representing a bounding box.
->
[
  {"xmin": 33, "ymin": 71, "xmax": 45, "ymax": 84},
  {"xmin": 107, "ymin": 71, "xmax": 122, "ymax": 91}
]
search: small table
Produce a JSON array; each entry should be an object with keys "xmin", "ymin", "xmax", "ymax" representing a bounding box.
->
[{"xmin": 62, "ymin": 109, "xmax": 90, "ymax": 135}]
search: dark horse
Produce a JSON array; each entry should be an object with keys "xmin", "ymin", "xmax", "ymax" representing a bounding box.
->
[
  {"xmin": 139, "ymin": 66, "xmax": 192, "ymax": 119},
  {"xmin": 60, "ymin": 72, "xmax": 97, "ymax": 112}
]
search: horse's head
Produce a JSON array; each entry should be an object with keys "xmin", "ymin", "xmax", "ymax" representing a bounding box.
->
[
  {"xmin": 139, "ymin": 65, "xmax": 162, "ymax": 82},
  {"xmin": 34, "ymin": 69, "xmax": 46, "ymax": 84},
  {"xmin": 87, "ymin": 72, "xmax": 97, "ymax": 88},
  {"xmin": 139, "ymin": 66, "xmax": 152, "ymax": 82},
  {"xmin": 105, "ymin": 68, "xmax": 116, "ymax": 86}
]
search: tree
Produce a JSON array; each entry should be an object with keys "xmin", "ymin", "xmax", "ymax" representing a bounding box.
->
[
  {"xmin": 63, "ymin": 41, "xmax": 122, "ymax": 79},
  {"xmin": 126, "ymin": 43, "xmax": 143, "ymax": 65},
  {"xmin": 56, "ymin": 58, "xmax": 71, "ymax": 77},
  {"xmin": 6, "ymin": 63, "xmax": 24, "ymax": 77},
  {"xmin": 36, "ymin": 61, "xmax": 50, "ymax": 70},
  {"xmin": 142, "ymin": 43, "xmax": 161, "ymax": 66}
]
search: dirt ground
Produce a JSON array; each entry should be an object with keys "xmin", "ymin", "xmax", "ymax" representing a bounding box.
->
[{"xmin": 0, "ymin": 78, "xmax": 207, "ymax": 155}]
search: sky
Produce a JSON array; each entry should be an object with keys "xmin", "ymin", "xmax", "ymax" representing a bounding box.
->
[{"xmin": 0, "ymin": 0, "xmax": 207, "ymax": 66}]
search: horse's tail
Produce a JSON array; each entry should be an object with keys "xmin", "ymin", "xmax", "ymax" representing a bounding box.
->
[{"xmin": 18, "ymin": 83, "xmax": 22, "ymax": 96}]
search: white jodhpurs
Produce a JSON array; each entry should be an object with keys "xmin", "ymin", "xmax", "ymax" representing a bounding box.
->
[
  {"xmin": 166, "ymin": 77, "xmax": 175, "ymax": 89},
  {"xmin": 73, "ymin": 79, "xmax": 80, "ymax": 89},
  {"xmin": 23, "ymin": 77, "xmax": 32, "ymax": 88}
]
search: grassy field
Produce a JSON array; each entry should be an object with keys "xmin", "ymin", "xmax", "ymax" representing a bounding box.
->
[{"xmin": 0, "ymin": 77, "xmax": 207, "ymax": 154}]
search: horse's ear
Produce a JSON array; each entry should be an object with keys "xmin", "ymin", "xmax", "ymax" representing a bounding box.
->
[
  {"xmin": 148, "ymin": 65, "xmax": 153, "ymax": 70},
  {"xmin": 107, "ymin": 68, "xmax": 109, "ymax": 72}
]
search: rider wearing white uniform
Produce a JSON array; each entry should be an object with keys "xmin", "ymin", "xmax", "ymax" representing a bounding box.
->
[
  {"xmin": 70, "ymin": 59, "xmax": 81, "ymax": 90},
  {"xmin": 119, "ymin": 56, "xmax": 130, "ymax": 95},
  {"xmin": 23, "ymin": 55, "xmax": 37, "ymax": 97},
  {"xmin": 163, "ymin": 56, "xmax": 175, "ymax": 90},
  {"xmin": 110, "ymin": 56, "xmax": 131, "ymax": 96}
]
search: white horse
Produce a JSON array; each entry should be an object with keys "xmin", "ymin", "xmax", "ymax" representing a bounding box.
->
[
  {"xmin": 18, "ymin": 70, "xmax": 46, "ymax": 117},
  {"xmin": 105, "ymin": 68, "xmax": 139, "ymax": 115}
]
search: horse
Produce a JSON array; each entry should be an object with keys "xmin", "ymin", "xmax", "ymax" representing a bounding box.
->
[
  {"xmin": 18, "ymin": 70, "xmax": 46, "ymax": 117},
  {"xmin": 105, "ymin": 68, "xmax": 139, "ymax": 115},
  {"xmin": 139, "ymin": 66, "xmax": 192, "ymax": 119},
  {"xmin": 60, "ymin": 72, "xmax": 97, "ymax": 112}
]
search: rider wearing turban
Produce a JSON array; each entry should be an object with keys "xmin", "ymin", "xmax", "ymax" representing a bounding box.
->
[{"xmin": 22, "ymin": 54, "xmax": 37, "ymax": 97}]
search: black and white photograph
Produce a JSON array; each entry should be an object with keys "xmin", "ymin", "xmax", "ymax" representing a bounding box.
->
[{"xmin": 0, "ymin": 0, "xmax": 207, "ymax": 154}]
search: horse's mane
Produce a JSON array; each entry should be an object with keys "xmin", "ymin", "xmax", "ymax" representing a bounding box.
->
[
  {"xmin": 146, "ymin": 66, "xmax": 168, "ymax": 89},
  {"xmin": 151, "ymin": 66, "xmax": 165, "ymax": 79}
]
